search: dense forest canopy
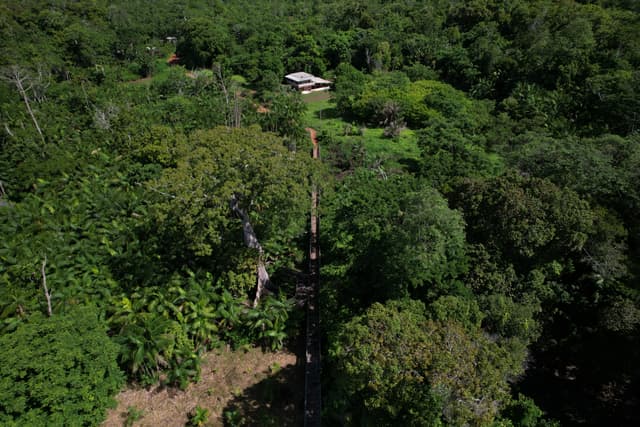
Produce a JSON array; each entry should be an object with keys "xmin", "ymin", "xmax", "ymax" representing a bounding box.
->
[{"xmin": 0, "ymin": 0, "xmax": 639, "ymax": 425}]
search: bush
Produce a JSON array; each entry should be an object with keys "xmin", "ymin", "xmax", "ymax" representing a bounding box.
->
[{"xmin": 0, "ymin": 306, "xmax": 124, "ymax": 426}]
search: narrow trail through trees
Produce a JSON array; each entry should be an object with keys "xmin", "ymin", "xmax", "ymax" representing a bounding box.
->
[{"xmin": 302, "ymin": 127, "xmax": 321, "ymax": 427}]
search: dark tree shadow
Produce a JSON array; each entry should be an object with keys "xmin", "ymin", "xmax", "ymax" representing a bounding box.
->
[
  {"xmin": 222, "ymin": 363, "xmax": 304, "ymax": 426},
  {"xmin": 398, "ymin": 157, "xmax": 421, "ymax": 174},
  {"xmin": 519, "ymin": 317, "xmax": 640, "ymax": 426}
]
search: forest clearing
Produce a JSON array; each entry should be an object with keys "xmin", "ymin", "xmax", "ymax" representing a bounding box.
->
[{"xmin": 103, "ymin": 347, "xmax": 301, "ymax": 427}]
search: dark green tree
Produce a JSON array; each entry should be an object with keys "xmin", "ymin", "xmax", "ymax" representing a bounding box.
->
[
  {"xmin": 176, "ymin": 17, "xmax": 231, "ymax": 69},
  {"xmin": 0, "ymin": 307, "xmax": 124, "ymax": 426}
]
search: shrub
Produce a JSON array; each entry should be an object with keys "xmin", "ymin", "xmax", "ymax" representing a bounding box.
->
[{"xmin": 187, "ymin": 405, "xmax": 210, "ymax": 427}]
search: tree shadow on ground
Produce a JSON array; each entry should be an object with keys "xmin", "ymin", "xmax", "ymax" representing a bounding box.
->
[{"xmin": 221, "ymin": 363, "xmax": 304, "ymax": 426}]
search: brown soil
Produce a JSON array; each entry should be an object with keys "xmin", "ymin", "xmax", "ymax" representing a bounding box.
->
[{"xmin": 103, "ymin": 346, "xmax": 302, "ymax": 427}]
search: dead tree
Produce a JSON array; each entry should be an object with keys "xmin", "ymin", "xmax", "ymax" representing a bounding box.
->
[
  {"xmin": 1, "ymin": 66, "xmax": 45, "ymax": 144},
  {"xmin": 230, "ymin": 195, "xmax": 270, "ymax": 307},
  {"xmin": 213, "ymin": 63, "xmax": 241, "ymax": 128}
]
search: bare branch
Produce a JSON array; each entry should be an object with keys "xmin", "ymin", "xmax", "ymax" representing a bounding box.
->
[
  {"xmin": 41, "ymin": 257, "xmax": 52, "ymax": 317},
  {"xmin": 230, "ymin": 194, "xmax": 262, "ymax": 251},
  {"xmin": 3, "ymin": 123, "xmax": 14, "ymax": 137},
  {"xmin": 1, "ymin": 66, "xmax": 45, "ymax": 145},
  {"xmin": 212, "ymin": 63, "xmax": 231, "ymax": 128}
]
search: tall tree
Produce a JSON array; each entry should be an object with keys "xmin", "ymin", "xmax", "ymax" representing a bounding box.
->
[{"xmin": 150, "ymin": 126, "xmax": 312, "ymax": 304}]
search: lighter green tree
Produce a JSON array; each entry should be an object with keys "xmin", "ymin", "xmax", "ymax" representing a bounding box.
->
[{"xmin": 150, "ymin": 126, "xmax": 312, "ymax": 304}]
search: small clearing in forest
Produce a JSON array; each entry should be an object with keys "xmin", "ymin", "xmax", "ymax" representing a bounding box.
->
[{"xmin": 103, "ymin": 347, "xmax": 302, "ymax": 427}]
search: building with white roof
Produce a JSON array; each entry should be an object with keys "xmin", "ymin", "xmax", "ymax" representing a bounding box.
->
[{"xmin": 285, "ymin": 72, "xmax": 331, "ymax": 93}]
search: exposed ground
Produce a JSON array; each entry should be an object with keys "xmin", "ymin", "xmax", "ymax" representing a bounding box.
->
[{"xmin": 103, "ymin": 346, "xmax": 303, "ymax": 427}]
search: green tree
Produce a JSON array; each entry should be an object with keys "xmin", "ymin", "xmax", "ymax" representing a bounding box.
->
[
  {"xmin": 328, "ymin": 299, "xmax": 523, "ymax": 426},
  {"xmin": 0, "ymin": 306, "xmax": 124, "ymax": 426},
  {"xmin": 323, "ymin": 171, "xmax": 467, "ymax": 305},
  {"xmin": 331, "ymin": 62, "xmax": 369, "ymax": 117},
  {"xmin": 451, "ymin": 173, "xmax": 594, "ymax": 267},
  {"xmin": 417, "ymin": 117, "xmax": 502, "ymax": 192},
  {"xmin": 176, "ymin": 17, "xmax": 231, "ymax": 69},
  {"xmin": 259, "ymin": 89, "xmax": 307, "ymax": 143},
  {"xmin": 500, "ymin": 394, "xmax": 559, "ymax": 427},
  {"xmin": 150, "ymin": 126, "xmax": 312, "ymax": 303}
]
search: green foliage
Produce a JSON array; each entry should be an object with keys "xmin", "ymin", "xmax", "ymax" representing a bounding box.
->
[
  {"xmin": 328, "ymin": 299, "xmax": 523, "ymax": 426},
  {"xmin": 1, "ymin": 1, "xmax": 640, "ymax": 425},
  {"xmin": 187, "ymin": 405, "xmax": 210, "ymax": 427},
  {"xmin": 0, "ymin": 152, "xmax": 143, "ymax": 329},
  {"xmin": 500, "ymin": 394, "xmax": 559, "ymax": 427},
  {"xmin": 107, "ymin": 273, "xmax": 292, "ymax": 386},
  {"xmin": 224, "ymin": 408, "xmax": 243, "ymax": 426},
  {"xmin": 150, "ymin": 126, "xmax": 311, "ymax": 259},
  {"xmin": 323, "ymin": 170, "xmax": 467, "ymax": 305},
  {"xmin": 417, "ymin": 117, "xmax": 503, "ymax": 192},
  {"xmin": 108, "ymin": 275, "xmax": 232, "ymax": 386},
  {"xmin": 353, "ymin": 71, "xmax": 410, "ymax": 124},
  {"xmin": 327, "ymin": 299, "xmax": 442, "ymax": 425},
  {"xmin": 124, "ymin": 406, "xmax": 144, "ymax": 427},
  {"xmin": 241, "ymin": 295, "xmax": 292, "ymax": 351},
  {"xmin": 176, "ymin": 17, "xmax": 231, "ymax": 69},
  {"xmin": 583, "ymin": 69, "xmax": 640, "ymax": 135},
  {"xmin": 452, "ymin": 173, "xmax": 594, "ymax": 266},
  {"xmin": 0, "ymin": 306, "xmax": 124, "ymax": 426},
  {"xmin": 480, "ymin": 294, "xmax": 541, "ymax": 343},
  {"xmin": 428, "ymin": 295, "xmax": 484, "ymax": 331},
  {"xmin": 259, "ymin": 89, "xmax": 307, "ymax": 142},
  {"xmin": 332, "ymin": 63, "xmax": 369, "ymax": 117},
  {"xmin": 62, "ymin": 22, "xmax": 113, "ymax": 68},
  {"xmin": 507, "ymin": 133, "xmax": 640, "ymax": 228},
  {"xmin": 111, "ymin": 309, "xmax": 181, "ymax": 385},
  {"xmin": 598, "ymin": 297, "xmax": 640, "ymax": 334}
]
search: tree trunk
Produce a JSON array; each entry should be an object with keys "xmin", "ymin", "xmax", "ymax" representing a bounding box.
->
[{"xmin": 230, "ymin": 195, "xmax": 271, "ymax": 307}]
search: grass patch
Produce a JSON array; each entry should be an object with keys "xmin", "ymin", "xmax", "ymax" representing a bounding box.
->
[
  {"xmin": 301, "ymin": 91, "xmax": 331, "ymax": 104},
  {"xmin": 152, "ymin": 58, "xmax": 172, "ymax": 80},
  {"xmin": 360, "ymin": 127, "xmax": 420, "ymax": 162},
  {"xmin": 304, "ymin": 98, "xmax": 420, "ymax": 171}
]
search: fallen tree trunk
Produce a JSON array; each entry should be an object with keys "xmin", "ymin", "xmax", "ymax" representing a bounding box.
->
[{"xmin": 230, "ymin": 195, "xmax": 271, "ymax": 307}]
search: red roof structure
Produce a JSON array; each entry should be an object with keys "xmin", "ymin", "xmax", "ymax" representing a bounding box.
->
[{"xmin": 167, "ymin": 53, "xmax": 180, "ymax": 65}]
